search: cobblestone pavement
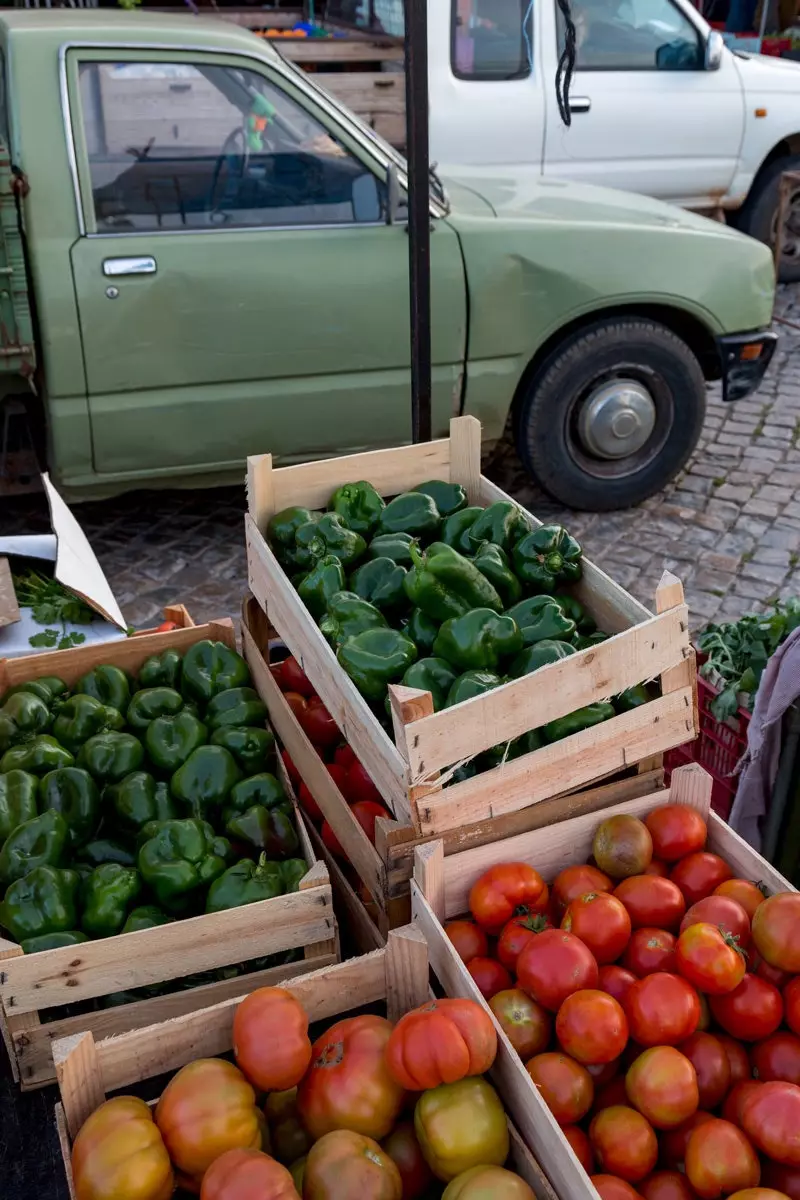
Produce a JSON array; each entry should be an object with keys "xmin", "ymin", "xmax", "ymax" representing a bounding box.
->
[{"xmin": 3, "ymin": 288, "xmax": 800, "ymax": 632}]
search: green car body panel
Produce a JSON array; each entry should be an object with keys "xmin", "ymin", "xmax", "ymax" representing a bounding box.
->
[{"xmin": 0, "ymin": 11, "xmax": 775, "ymax": 498}]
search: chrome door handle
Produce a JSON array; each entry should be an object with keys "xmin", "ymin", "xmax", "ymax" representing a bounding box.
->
[
  {"xmin": 103, "ymin": 256, "xmax": 157, "ymax": 277},
  {"xmin": 569, "ymin": 96, "xmax": 592, "ymax": 113}
]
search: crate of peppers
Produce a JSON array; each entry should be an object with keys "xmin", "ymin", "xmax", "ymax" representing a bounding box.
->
[
  {"xmin": 0, "ymin": 618, "xmax": 336, "ymax": 1090},
  {"xmin": 246, "ymin": 417, "xmax": 696, "ymax": 838}
]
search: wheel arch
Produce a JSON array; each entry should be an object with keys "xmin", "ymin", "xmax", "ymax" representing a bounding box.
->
[{"xmin": 734, "ymin": 137, "xmax": 800, "ymax": 213}]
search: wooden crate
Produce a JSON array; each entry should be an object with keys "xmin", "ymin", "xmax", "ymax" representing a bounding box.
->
[
  {"xmin": 246, "ymin": 415, "xmax": 695, "ymax": 834},
  {"xmin": 53, "ymin": 928, "xmax": 555, "ymax": 1200},
  {"xmin": 0, "ymin": 618, "xmax": 337, "ymax": 1090},
  {"xmin": 410, "ymin": 764, "xmax": 796, "ymax": 1200},
  {"xmin": 243, "ymin": 594, "xmax": 665, "ymax": 933}
]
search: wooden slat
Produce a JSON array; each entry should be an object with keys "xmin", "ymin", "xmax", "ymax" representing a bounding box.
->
[
  {"xmin": 398, "ymin": 607, "xmax": 690, "ymax": 780},
  {"xmin": 55, "ymin": 1104, "xmax": 77, "ymax": 1200},
  {"xmin": 278, "ymin": 41, "xmax": 405, "ymax": 63},
  {"xmin": 319, "ymin": 72, "xmax": 404, "ymax": 118},
  {"xmin": 449, "ymin": 413, "xmax": 482, "ymax": 504},
  {"xmin": 669, "ymin": 762, "xmax": 713, "ymax": 816},
  {"xmin": 247, "ymin": 452, "xmax": 275, "ymax": 536},
  {"xmin": 708, "ymin": 810, "xmax": 795, "ymax": 895},
  {"xmin": 54, "ymin": 1032, "xmax": 105, "ymax": 1140},
  {"xmin": 414, "ymin": 841, "xmax": 445, "ymax": 920},
  {"xmin": 306, "ymin": 819, "xmax": 386, "ymax": 952},
  {"xmin": 509, "ymin": 1121, "xmax": 560, "ymax": 1200},
  {"xmin": 389, "ymin": 685, "xmax": 440, "ymax": 832},
  {"xmin": 385, "ymin": 925, "xmax": 429, "ymax": 1022},
  {"xmin": 415, "ymin": 689, "xmax": 694, "ymax": 836}
]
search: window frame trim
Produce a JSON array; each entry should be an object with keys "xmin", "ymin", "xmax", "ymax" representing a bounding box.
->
[{"xmin": 450, "ymin": 0, "xmax": 533, "ymax": 83}]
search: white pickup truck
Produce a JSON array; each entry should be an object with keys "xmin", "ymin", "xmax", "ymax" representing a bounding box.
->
[{"xmin": 406, "ymin": 0, "xmax": 800, "ymax": 279}]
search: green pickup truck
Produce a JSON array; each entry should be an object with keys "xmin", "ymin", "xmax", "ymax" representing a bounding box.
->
[{"xmin": 0, "ymin": 10, "xmax": 777, "ymax": 511}]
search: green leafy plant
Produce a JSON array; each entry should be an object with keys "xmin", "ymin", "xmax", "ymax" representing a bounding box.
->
[
  {"xmin": 12, "ymin": 569, "xmax": 94, "ymax": 651},
  {"xmin": 697, "ymin": 598, "xmax": 800, "ymax": 720}
]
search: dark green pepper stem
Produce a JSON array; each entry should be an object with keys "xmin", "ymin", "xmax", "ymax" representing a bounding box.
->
[
  {"xmin": 0, "ymin": 735, "xmax": 74, "ymax": 776},
  {"xmin": 138, "ymin": 648, "xmax": 184, "ymax": 691},
  {"xmin": 225, "ymin": 805, "xmax": 299, "ymax": 858},
  {"xmin": 349, "ymin": 557, "xmax": 408, "ymax": 613},
  {"xmin": 513, "ymin": 525, "xmax": 583, "ymax": 591},
  {"xmin": 405, "ymin": 542, "xmax": 502, "ymax": 622},
  {"xmin": 81, "ymin": 864, "xmax": 142, "ymax": 938},
  {"xmin": 377, "ymin": 492, "xmax": 441, "ymax": 541},
  {"xmin": 337, "ymin": 628, "xmax": 418, "ymax": 703},
  {"xmin": 126, "ymin": 687, "xmax": 184, "ymax": 731},
  {"xmin": 205, "ymin": 687, "xmax": 268, "ymax": 732},
  {"xmin": 468, "ymin": 501, "xmax": 530, "ymax": 554},
  {"xmin": 328, "ymin": 480, "xmax": 385, "ymax": 537},
  {"xmin": 415, "ymin": 479, "xmax": 468, "ymax": 518},
  {"xmin": 445, "ymin": 670, "xmax": 503, "ymax": 708},
  {"xmin": 39, "ymin": 767, "xmax": 101, "ymax": 848},
  {"xmin": 433, "ymin": 609, "xmax": 523, "ymax": 672},
  {"xmin": 366, "ymin": 532, "xmax": 417, "ymax": 566},
  {"xmin": 0, "ymin": 770, "xmax": 39, "ymax": 841},
  {"xmin": 508, "ymin": 639, "xmax": 577, "ymax": 679},
  {"xmin": 138, "ymin": 818, "xmax": 231, "ymax": 913},
  {"xmin": 106, "ymin": 771, "xmax": 179, "ymax": 835},
  {"xmin": 170, "ymin": 745, "xmax": 243, "ymax": 821},
  {"xmin": 0, "ymin": 865, "xmax": 80, "ymax": 942},
  {"xmin": 52, "ymin": 695, "xmax": 124, "ymax": 754},
  {"xmin": 181, "ymin": 640, "xmax": 251, "ymax": 704},
  {"xmin": 473, "ymin": 543, "xmax": 523, "ymax": 609},
  {"xmin": 146, "ymin": 711, "xmax": 208, "ymax": 774},
  {"xmin": 206, "ymin": 853, "xmax": 284, "ymax": 914},
  {"xmin": 319, "ymin": 592, "xmax": 387, "ymax": 648},
  {"xmin": 402, "ymin": 658, "xmax": 459, "ymax": 713},
  {"xmin": 0, "ymin": 691, "xmax": 51, "ymax": 752},
  {"xmin": 544, "ymin": 701, "xmax": 616, "ymax": 743},
  {"xmin": 0, "ymin": 809, "xmax": 69, "ymax": 885},
  {"xmin": 210, "ymin": 726, "xmax": 275, "ymax": 775},
  {"xmin": 440, "ymin": 506, "xmax": 484, "ymax": 555},
  {"xmin": 297, "ymin": 555, "xmax": 347, "ymax": 619},
  {"xmin": 293, "ymin": 513, "xmax": 366, "ymax": 571},
  {"xmin": 78, "ymin": 732, "xmax": 144, "ymax": 785},
  {"xmin": 75, "ymin": 665, "xmax": 131, "ymax": 713},
  {"xmin": 506, "ymin": 596, "xmax": 577, "ymax": 647}
]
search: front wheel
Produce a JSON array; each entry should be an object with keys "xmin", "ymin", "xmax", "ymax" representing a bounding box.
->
[{"xmin": 514, "ymin": 318, "xmax": 706, "ymax": 512}]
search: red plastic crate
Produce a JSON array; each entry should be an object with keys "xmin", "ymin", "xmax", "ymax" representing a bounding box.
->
[{"xmin": 664, "ymin": 673, "xmax": 750, "ymax": 820}]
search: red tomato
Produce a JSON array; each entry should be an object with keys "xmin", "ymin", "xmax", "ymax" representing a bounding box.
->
[
  {"xmin": 786, "ymin": 978, "xmax": 800, "ymax": 1038},
  {"xmin": 762, "ymin": 1161, "xmax": 800, "ymax": 1200},
  {"xmin": 497, "ymin": 912, "xmax": 551, "ymax": 973},
  {"xmin": 675, "ymin": 923, "xmax": 747, "ymax": 995},
  {"xmin": 333, "ymin": 744, "xmax": 357, "ymax": 770},
  {"xmin": 556, "ymin": 990, "xmax": 628, "ymax": 1065},
  {"xmin": 300, "ymin": 698, "xmax": 340, "ymax": 749},
  {"xmin": 552, "ymin": 864, "xmax": 614, "ymax": 919},
  {"xmin": 589, "ymin": 1106, "xmax": 658, "ymax": 1183},
  {"xmin": 622, "ymin": 929, "xmax": 677, "ymax": 978},
  {"xmin": 281, "ymin": 749, "xmax": 302, "ymax": 787},
  {"xmin": 343, "ymin": 761, "xmax": 382, "ymax": 806},
  {"xmin": 615, "ymin": 877, "xmax": 686, "ymax": 932},
  {"xmin": 752, "ymin": 893, "xmax": 800, "ymax": 974},
  {"xmin": 624, "ymin": 973, "xmax": 701, "ymax": 1047},
  {"xmin": 155, "ymin": 620, "xmax": 179, "ymax": 632},
  {"xmin": 444, "ymin": 920, "xmax": 488, "ymax": 965},
  {"xmin": 593, "ymin": 1077, "xmax": 630, "ymax": 1116},
  {"xmin": 717, "ymin": 1035, "xmax": 752, "ymax": 1088},
  {"xmin": 591, "ymin": 1175, "xmax": 645, "ymax": 1200},
  {"xmin": 469, "ymin": 863, "xmax": 548, "ymax": 934},
  {"xmin": 562, "ymin": 893, "xmax": 632, "ymax": 965},
  {"xmin": 284, "ymin": 691, "xmax": 309, "ymax": 721},
  {"xmin": 562, "ymin": 1125, "xmax": 595, "ymax": 1174},
  {"xmin": 741, "ymin": 1080, "xmax": 800, "ymax": 1165},
  {"xmin": 709, "ymin": 975, "xmax": 783, "ymax": 1042},
  {"xmin": 488, "ymin": 989, "xmax": 552, "ymax": 1060},
  {"xmin": 625, "ymin": 1046, "xmax": 699, "ymax": 1130},
  {"xmin": 684, "ymin": 1118, "xmax": 760, "ymax": 1200},
  {"xmin": 659, "ymin": 1110, "xmax": 715, "ymax": 1170},
  {"xmin": 722, "ymin": 1081, "xmax": 763, "ymax": 1126},
  {"xmin": 751, "ymin": 1032, "xmax": 800, "ymax": 1085},
  {"xmin": 639, "ymin": 1170, "xmax": 695, "ymax": 1200},
  {"xmin": 670, "ymin": 854, "xmax": 733, "ymax": 907},
  {"xmin": 679, "ymin": 1032, "xmax": 731, "ymax": 1109},
  {"xmin": 278, "ymin": 656, "xmax": 315, "ymax": 697},
  {"xmin": 298, "ymin": 781, "xmax": 323, "ymax": 823},
  {"xmin": 587, "ymin": 1059, "xmax": 621, "ymax": 1088},
  {"xmin": 382, "ymin": 1121, "xmax": 433, "ymax": 1200},
  {"xmin": 517, "ymin": 929, "xmax": 599, "ymax": 1012},
  {"xmin": 321, "ymin": 821, "xmax": 344, "ymax": 859},
  {"xmin": 350, "ymin": 800, "xmax": 390, "ymax": 843},
  {"xmin": 714, "ymin": 879, "xmax": 766, "ymax": 921},
  {"xmin": 642, "ymin": 860, "xmax": 670, "ymax": 878},
  {"xmin": 199, "ymin": 1147, "xmax": 299, "ymax": 1199},
  {"xmin": 525, "ymin": 1052, "xmax": 594, "ymax": 1124},
  {"xmin": 644, "ymin": 805, "xmax": 707, "ymax": 863},
  {"xmin": 466, "ymin": 957, "xmax": 512, "ymax": 1001},
  {"xmin": 680, "ymin": 896, "xmax": 751, "ymax": 948},
  {"xmin": 599, "ymin": 966, "xmax": 638, "ymax": 1006},
  {"xmin": 753, "ymin": 955, "xmax": 792, "ymax": 990}
]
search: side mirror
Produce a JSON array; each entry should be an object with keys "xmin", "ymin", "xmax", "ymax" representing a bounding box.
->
[
  {"xmin": 352, "ymin": 173, "xmax": 381, "ymax": 223},
  {"xmin": 705, "ymin": 30, "xmax": 724, "ymax": 70},
  {"xmin": 386, "ymin": 163, "xmax": 402, "ymax": 226}
]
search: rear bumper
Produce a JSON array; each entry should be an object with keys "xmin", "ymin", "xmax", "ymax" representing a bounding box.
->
[{"xmin": 717, "ymin": 330, "xmax": 778, "ymax": 403}]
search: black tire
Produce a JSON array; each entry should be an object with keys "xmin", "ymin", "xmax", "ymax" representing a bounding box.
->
[
  {"xmin": 515, "ymin": 318, "xmax": 706, "ymax": 512},
  {"xmin": 735, "ymin": 154, "xmax": 800, "ymax": 284}
]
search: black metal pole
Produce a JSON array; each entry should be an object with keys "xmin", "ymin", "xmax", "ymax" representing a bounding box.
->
[{"xmin": 403, "ymin": 0, "xmax": 433, "ymax": 443}]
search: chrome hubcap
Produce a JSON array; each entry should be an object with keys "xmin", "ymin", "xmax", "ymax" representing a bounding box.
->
[{"xmin": 578, "ymin": 379, "xmax": 657, "ymax": 460}]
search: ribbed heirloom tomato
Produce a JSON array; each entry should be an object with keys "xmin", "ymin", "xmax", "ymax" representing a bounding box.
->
[
  {"xmin": 467, "ymin": 957, "xmax": 512, "ymax": 1000},
  {"xmin": 72, "ymin": 1096, "xmax": 174, "ymax": 1200},
  {"xmin": 516, "ymin": 929, "xmax": 599, "ymax": 1011},
  {"xmin": 414, "ymin": 1078, "xmax": 509, "ymax": 1182},
  {"xmin": 589, "ymin": 1105, "xmax": 658, "ymax": 1183},
  {"xmin": 497, "ymin": 913, "xmax": 552, "ymax": 972},
  {"xmin": 525, "ymin": 1052, "xmax": 594, "ymax": 1124},
  {"xmin": 468, "ymin": 863, "xmax": 548, "ymax": 934},
  {"xmin": 562, "ymin": 893, "xmax": 631, "ymax": 964},
  {"xmin": 303, "ymin": 1130, "xmax": 402, "ymax": 1200},
  {"xmin": 740, "ymin": 1080, "xmax": 800, "ymax": 1165},
  {"xmin": 670, "ymin": 854, "xmax": 733, "ymax": 906},
  {"xmin": 685, "ymin": 1119, "xmax": 760, "ymax": 1200},
  {"xmin": 679, "ymin": 1033, "xmax": 731, "ymax": 1109},
  {"xmin": 233, "ymin": 987, "xmax": 312, "ymax": 1093},
  {"xmin": 675, "ymin": 923, "xmax": 747, "ymax": 995},
  {"xmin": 614, "ymin": 877, "xmax": 686, "ymax": 932},
  {"xmin": 556, "ymin": 990, "xmax": 628, "ymax": 1064},
  {"xmin": 624, "ymin": 973, "xmax": 701, "ymax": 1046},
  {"xmin": 752, "ymin": 893, "xmax": 800, "ymax": 974},
  {"xmin": 385, "ymin": 998, "xmax": 497, "ymax": 1091},
  {"xmin": 488, "ymin": 989, "xmax": 552, "ymax": 1059},
  {"xmin": 199, "ymin": 1149, "xmax": 300, "ymax": 1200},
  {"xmin": 622, "ymin": 929, "xmax": 676, "ymax": 977},
  {"xmin": 624, "ymin": 1046, "xmax": 699, "ymax": 1129},
  {"xmin": 680, "ymin": 896, "xmax": 751, "ymax": 948},
  {"xmin": 644, "ymin": 805, "xmax": 707, "ymax": 862},
  {"xmin": 441, "ymin": 1165, "xmax": 536, "ymax": 1199},
  {"xmin": 552, "ymin": 864, "xmax": 613, "ymax": 919},
  {"xmin": 709, "ymin": 975, "xmax": 783, "ymax": 1042},
  {"xmin": 750, "ymin": 1031, "xmax": 800, "ymax": 1085},
  {"xmin": 444, "ymin": 920, "xmax": 488, "ymax": 965}
]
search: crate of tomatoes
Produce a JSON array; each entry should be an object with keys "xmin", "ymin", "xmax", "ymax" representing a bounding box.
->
[
  {"xmin": 411, "ymin": 764, "xmax": 800, "ymax": 1200},
  {"xmin": 54, "ymin": 926, "xmax": 555, "ymax": 1200}
]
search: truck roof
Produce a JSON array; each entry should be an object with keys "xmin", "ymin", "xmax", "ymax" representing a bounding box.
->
[{"xmin": 0, "ymin": 9, "xmax": 280, "ymax": 59}]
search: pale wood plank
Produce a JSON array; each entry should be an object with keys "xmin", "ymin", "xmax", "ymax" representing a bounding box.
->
[
  {"xmin": 385, "ymin": 925, "xmax": 430, "ymax": 1021},
  {"xmin": 509, "ymin": 1122, "xmax": 560, "ymax": 1200},
  {"xmin": 415, "ymin": 689, "xmax": 695, "ymax": 836},
  {"xmin": 56, "ymin": 1104, "xmax": 77, "ymax": 1200},
  {"xmin": 668, "ymin": 763, "xmax": 713, "ymax": 819},
  {"xmin": 279, "ymin": 41, "xmax": 405, "ymax": 63},
  {"xmin": 389, "ymin": 685, "xmax": 439, "ymax": 832},
  {"xmin": 161, "ymin": 604, "xmax": 194, "ymax": 628},
  {"xmin": 54, "ymin": 1032, "xmax": 105, "ymax": 1140},
  {"xmin": 656, "ymin": 572, "xmax": 695, "ymax": 705},
  {"xmin": 319, "ymin": 72, "xmax": 404, "ymax": 117},
  {"xmin": 413, "ymin": 841, "xmax": 446, "ymax": 920},
  {"xmin": 708, "ymin": 810, "xmax": 796, "ymax": 896},
  {"xmin": 246, "ymin": 452, "xmax": 274, "ymax": 535},
  {"xmin": 305, "ymin": 819, "xmax": 386, "ymax": 954},
  {"xmin": 448, "ymin": 415, "xmax": 483, "ymax": 504}
]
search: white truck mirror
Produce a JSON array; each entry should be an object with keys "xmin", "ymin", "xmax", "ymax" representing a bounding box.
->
[{"xmin": 705, "ymin": 30, "xmax": 724, "ymax": 70}]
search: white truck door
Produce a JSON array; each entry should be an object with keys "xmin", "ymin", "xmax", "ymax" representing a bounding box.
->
[
  {"xmin": 428, "ymin": 0, "xmax": 546, "ymax": 181},
  {"xmin": 542, "ymin": 0, "xmax": 745, "ymax": 207}
]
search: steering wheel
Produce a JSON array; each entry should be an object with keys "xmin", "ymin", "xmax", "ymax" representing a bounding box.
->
[{"xmin": 209, "ymin": 126, "xmax": 250, "ymax": 221}]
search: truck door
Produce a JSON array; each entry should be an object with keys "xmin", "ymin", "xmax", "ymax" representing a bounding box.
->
[
  {"xmin": 65, "ymin": 51, "xmax": 466, "ymax": 478},
  {"xmin": 542, "ymin": 0, "xmax": 745, "ymax": 207}
]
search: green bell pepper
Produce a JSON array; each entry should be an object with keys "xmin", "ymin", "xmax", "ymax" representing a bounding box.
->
[
  {"xmin": 0, "ymin": 692, "xmax": 51, "ymax": 751},
  {"xmin": 415, "ymin": 479, "xmax": 468, "ymax": 518},
  {"xmin": 575, "ymin": 631, "xmax": 610, "ymax": 650},
  {"xmin": 181, "ymin": 640, "xmax": 251, "ymax": 704},
  {"xmin": 328, "ymin": 480, "xmax": 385, "ymax": 537},
  {"xmin": 206, "ymin": 852, "xmax": 283, "ymax": 914},
  {"xmin": 171, "ymin": 745, "xmax": 243, "ymax": 820},
  {"xmin": 20, "ymin": 930, "xmax": 87, "ymax": 954},
  {"xmin": 227, "ymin": 772, "xmax": 288, "ymax": 816},
  {"xmin": 553, "ymin": 594, "xmax": 596, "ymax": 635},
  {"xmin": 405, "ymin": 543, "xmax": 503, "ymax": 622},
  {"xmin": 146, "ymin": 710, "xmax": 208, "ymax": 774},
  {"xmin": 138, "ymin": 648, "xmax": 184, "ymax": 691},
  {"xmin": 126, "ymin": 687, "xmax": 184, "ymax": 731},
  {"xmin": 293, "ymin": 513, "xmax": 366, "ymax": 571},
  {"xmin": 506, "ymin": 596, "xmax": 576, "ymax": 647},
  {"xmin": 445, "ymin": 670, "xmax": 503, "ymax": 708},
  {"xmin": 268, "ymin": 506, "xmax": 321, "ymax": 554},
  {"xmin": 0, "ymin": 809, "xmax": 69, "ymax": 885},
  {"xmin": 403, "ymin": 607, "xmax": 439, "ymax": 655},
  {"xmin": 297, "ymin": 555, "xmax": 347, "ymax": 619},
  {"xmin": 377, "ymin": 492, "xmax": 441, "ymax": 541},
  {"xmin": 337, "ymin": 628, "xmax": 418, "ymax": 703},
  {"xmin": 0, "ymin": 865, "xmax": 80, "ymax": 942},
  {"xmin": 3, "ymin": 676, "xmax": 67, "ymax": 706},
  {"xmin": 614, "ymin": 684, "xmax": 654, "ymax": 714},
  {"xmin": 402, "ymin": 658, "xmax": 459, "ymax": 713},
  {"xmin": 350, "ymin": 557, "xmax": 408, "ymax": 613},
  {"xmin": 509, "ymin": 639, "xmax": 576, "ymax": 679},
  {"xmin": 469, "ymin": 501, "xmax": 530, "ymax": 554},
  {"xmin": 78, "ymin": 732, "xmax": 144, "ymax": 785},
  {"xmin": 81, "ymin": 864, "xmax": 142, "ymax": 938},
  {"xmin": 52, "ymin": 695, "xmax": 125, "ymax": 754},
  {"xmin": 106, "ymin": 771, "xmax": 179, "ymax": 836},
  {"xmin": 473, "ymin": 543, "xmax": 523, "ymax": 608},
  {"xmin": 77, "ymin": 837, "xmax": 137, "ymax": 868},
  {"xmin": 480, "ymin": 728, "xmax": 546, "ymax": 771},
  {"xmin": 0, "ymin": 735, "xmax": 74, "ymax": 776},
  {"xmin": 225, "ymin": 805, "xmax": 299, "ymax": 858},
  {"xmin": 0, "ymin": 770, "xmax": 38, "ymax": 841},
  {"xmin": 433, "ymin": 608, "xmax": 523, "ymax": 672},
  {"xmin": 440, "ymin": 506, "xmax": 484, "ymax": 555},
  {"xmin": 205, "ymin": 687, "xmax": 267, "ymax": 732},
  {"xmin": 280, "ymin": 858, "xmax": 308, "ymax": 893},
  {"xmin": 210, "ymin": 726, "xmax": 275, "ymax": 775},
  {"xmin": 513, "ymin": 525, "xmax": 583, "ymax": 591},
  {"xmin": 544, "ymin": 701, "xmax": 616, "ymax": 743},
  {"xmin": 320, "ymin": 592, "xmax": 387, "ymax": 648},
  {"xmin": 122, "ymin": 905, "xmax": 173, "ymax": 933},
  {"xmin": 39, "ymin": 767, "xmax": 100, "ymax": 848},
  {"xmin": 367, "ymin": 532, "xmax": 417, "ymax": 566},
  {"xmin": 138, "ymin": 817, "xmax": 231, "ymax": 913},
  {"xmin": 75, "ymin": 665, "xmax": 131, "ymax": 713}
]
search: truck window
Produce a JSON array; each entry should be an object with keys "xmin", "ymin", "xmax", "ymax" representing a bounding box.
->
[
  {"xmin": 451, "ymin": 0, "xmax": 533, "ymax": 80},
  {"xmin": 75, "ymin": 61, "xmax": 386, "ymax": 233},
  {"xmin": 558, "ymin": 0, "xmax": 703, "ymax": 69}
]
